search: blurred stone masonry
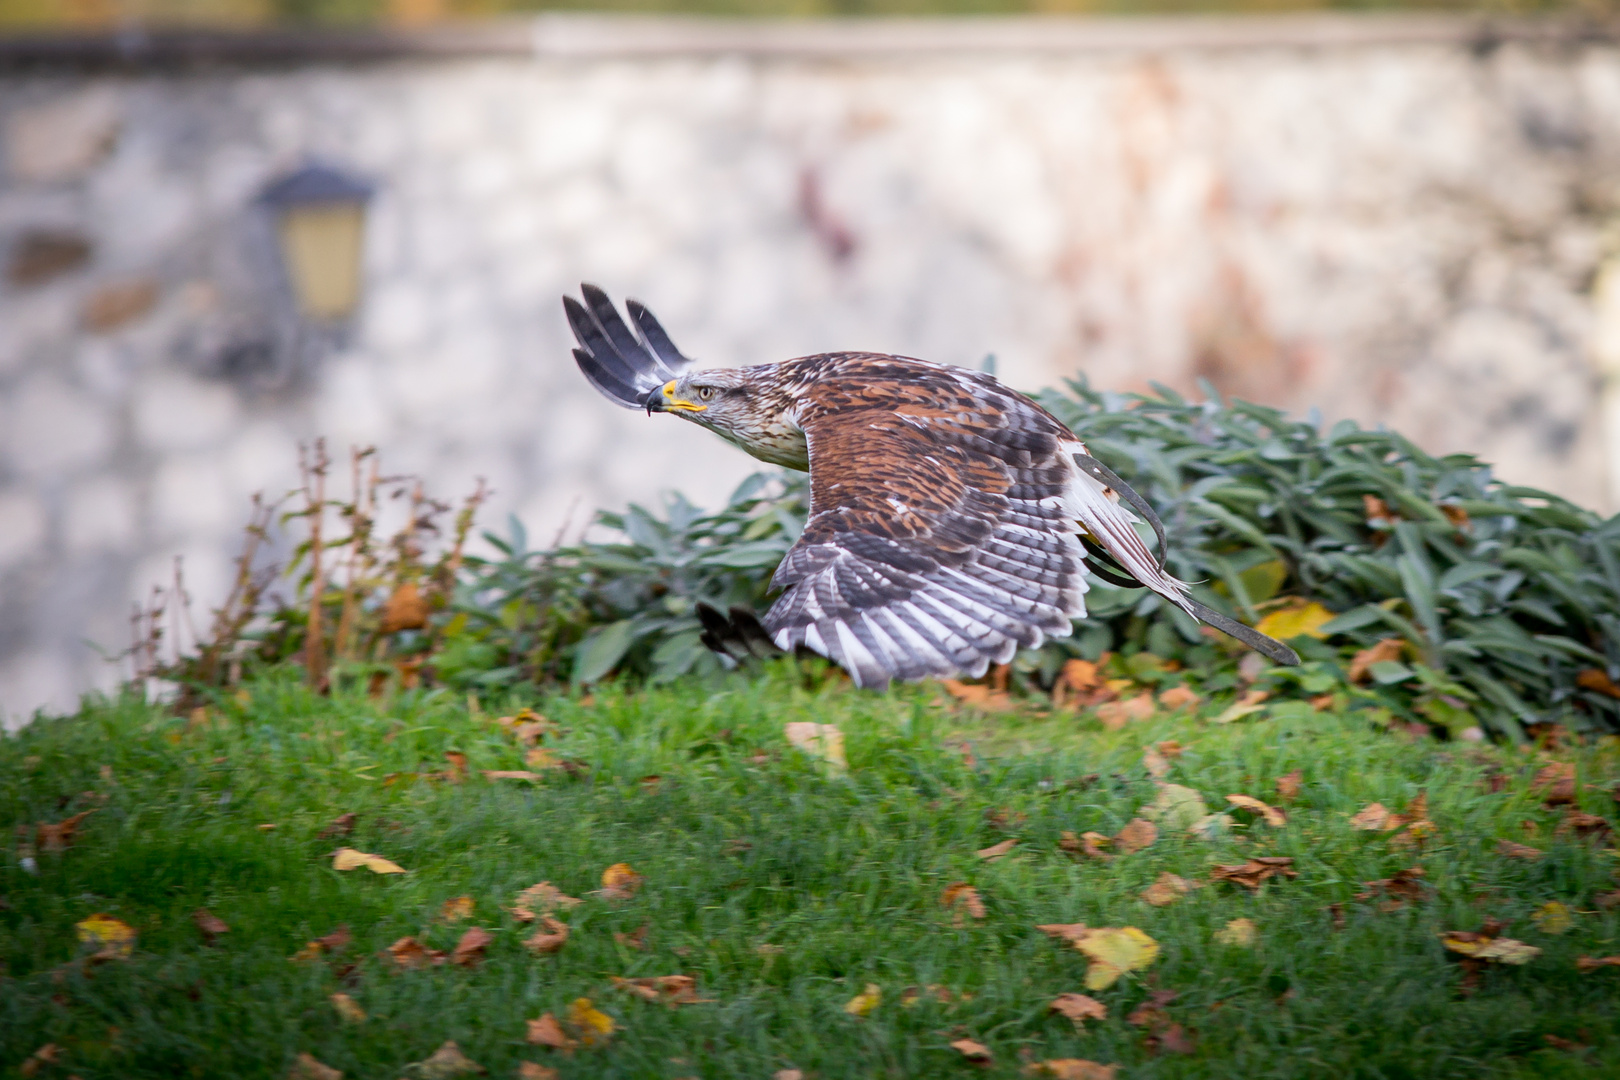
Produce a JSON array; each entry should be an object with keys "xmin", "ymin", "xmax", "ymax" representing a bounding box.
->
[{"xmin": 1, "ymin": 13, "xmax": 1619, "ymax": 724}]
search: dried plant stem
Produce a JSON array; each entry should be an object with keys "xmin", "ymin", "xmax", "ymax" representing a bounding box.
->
[
  {"xmin": 301, "ymin": 439, "xmax": 331, "ymax": 690},
  {"xmin": 334, "ymin": 448, "xmax": 378, "ymax": 663}
]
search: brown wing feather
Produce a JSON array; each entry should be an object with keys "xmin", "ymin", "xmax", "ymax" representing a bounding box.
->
[{"xmin": 762, "ymin": 354, "xmax": 1091, "ymax": 688}]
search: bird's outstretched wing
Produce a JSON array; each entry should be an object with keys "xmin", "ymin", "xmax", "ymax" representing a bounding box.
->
[
  {"xmin": 763, "ymin": 353, "xmax": 1148, "ymax": 688},
  {"xmin": 564, "ymin": 284, "xmax": 696, "ymax": 410}
]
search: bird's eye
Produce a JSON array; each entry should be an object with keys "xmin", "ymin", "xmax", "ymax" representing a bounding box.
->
[{"xmin": 697, "ymin": 387, "xmax": 716, "ymax": 401}]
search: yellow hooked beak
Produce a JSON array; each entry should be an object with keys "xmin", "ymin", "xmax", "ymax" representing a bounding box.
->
[{"xmin": 662, "ymin": 380, "xmax": 707, "ymax": 413}]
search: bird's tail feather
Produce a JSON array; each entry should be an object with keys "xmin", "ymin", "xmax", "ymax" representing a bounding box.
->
[{"xmin": 1065, "ymin": 448, "xmax": 1301, "ymax": 667}]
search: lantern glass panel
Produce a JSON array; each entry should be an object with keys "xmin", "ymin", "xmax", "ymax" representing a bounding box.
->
[{"xmin": 277, "ymin": 201, "xmax": 366, "ymax": 320}]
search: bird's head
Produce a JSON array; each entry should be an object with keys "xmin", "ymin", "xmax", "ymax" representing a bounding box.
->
[
  {"xmin": 649, "ymin": 369, "xmax": 753, "ymax": 430},
  {"xmin": 650, "ymin": 366, "xmax": 809, "ymax": 470}
]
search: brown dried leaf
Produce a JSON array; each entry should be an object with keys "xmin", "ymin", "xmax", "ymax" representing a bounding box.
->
[
  {"xmin": 483, "ymin": 770, "xmax": 544, "ymax": 782},
  {"xmin": 317, "ymin": 812, "xmax": 357, "ymax": 839},
  {"xmin": 525, "ymin": 1013, "xmax": 576, "ymax": 1052},
  {"xmin": 1275, "ymin": 770, "xmax": 1303, "ymax": 802},
  {"xmin": 288, "ymin": 1052, "xmax": 344, "ymax": 1080},
  {"xmin": 1140, "ymin": 872, "xmax": 1194, "ymax": 907},
  {"xmin": 612, "ymin": 974, "xmax": 708, "ymax": 1004},
  {"xmin": 940, "ymin": 882, "xmax": 987, "ymax": 925},
  {"xmin": 1142, "ymin": 747, "xmax": 1171, "ymax": 779},
  {"xmin": 1576, "ymin": 668, "xmax": 1620, "ymax": 700},
  {"xmin": 36, "ymin": 810, "xmax": 95, "ymax": 851},
  {"xmin": 384, "ymin": 936, "xmax": 447, "ymax": 969},
  {"xmin": 380, "ymin": 581, "xmax": 430, "ymax": 633},
  {"xmin": 1349, "ymin": 803, "xmax": 1394, "ymax": 831},
  {"xmin": 976, "ymin": 838, "xmax": 1018, "ymax": 861},
  {"xmin": 1096, "ymin": 694, "xmax": 1155, "ymax": 730},
  {"xmin": 439, "ymin": 896, "xmax": 475, "ymax": 923},
  {"xmin": 941, "ymin": 679, "xmax": 1015, "ymax": 712},
  {"xmin": 192, "ymin": 908, "xmax": 229, "ymax": 943},
  {"xmin": 1049, "ymin": 992, "xmax": 1107, "ymax": 1029},
  {"xmin": 1576, "ymin": 955, "xmax": 1620, "ymax": 972},
  {"xmin": 516, "ymin": 1064, "xmax": 559, "ymax": 1080},
  {"xmin": 510, "ymin": 882, "xmax": 582, "ymax": 922},
  {"xmin": 614, "ymin": 924, "xmax": 649, "ymax": 950},
  {"xmin": 18, "ymin": 1044, "xmax": 60, "ymax": 1079},
  {"xmin": 451, "ymin": 927, "xmax": 493, "ymax": 968},
  {"xmin": 524, "ymin": 916, "xmax": 569, "ymax": 955},
  {"xmin": 1225, "ymin": 794, "xmax": 1286, "ymax": 827},
  {"xmin": 1150, "ymin": 1023, "xmax": 1198, "ymax": 1056},
  {"xmin": 408, "ymin": 1040, "xmax": 485, "ymax": 1077},
  {"xmin": 1158, "ymin": 686, "xmax": 1200, "ymax": 711},
  {"xmin": 1022, "ymin": 1060, "xmax": 1117, "ymax": 1080},
  {"xmin": 1533, "ymin": 763, "xmax": 1577, "ymax": 806},
  {"xmin": 330, "ymin": 992, "xmax": 367, "ymax": 1023},
  {"xmin": 950, "ymin": 1038, "xmax": 993, "ymax": 1065},
  {"xmin": 1354, "ymin": 865, "xmax": 1428, "ymax": 907},
  {"xmin": 598, "ymin": 863, "xmax": 643, "ymax": 900},
  {"xmin": 1496, "ymin": 840, "xmax": 1545, "ymax": 860},
  {"xmin": 1209, "ymin": 857, "xmax": 1297, "ymax": 890},
  {"xmin": 1061, "ymin": 831, "xmax": 1112, "ymax": 860},
  {"xmin": 1348, "ymin": 638, "xmax": 1405, "ymax": 683},
  {"xmin": 1113, "ymin": 818, "xmax": 1158, "ymax": 855},
  {"xmin": 1037, "ymin": 923, "xmax": 1090, "ymax": 944}
]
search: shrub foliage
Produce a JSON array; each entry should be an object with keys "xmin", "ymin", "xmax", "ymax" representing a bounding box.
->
[{"xmin": 152, "ymin": 384, "xmax": 1620, "ymax": 742}]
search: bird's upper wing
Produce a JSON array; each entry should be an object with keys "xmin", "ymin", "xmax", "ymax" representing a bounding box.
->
[
  {"xmin": 564, "ymin": 284, "xmax": 696, "ymax": 409},
  {"xmin": 762, "ymin": 353, "xmax": 1181, "ymax": 688}
]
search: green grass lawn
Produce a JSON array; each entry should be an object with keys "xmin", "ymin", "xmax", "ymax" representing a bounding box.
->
[{"xmin": 4, "ymin": 661, "xmax": 1620, "ymax": 1079}]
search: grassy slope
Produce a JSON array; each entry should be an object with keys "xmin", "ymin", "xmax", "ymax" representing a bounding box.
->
[{"xmin": 3, "ymin": 662, "xmax": 1619, "ymax": 1079}]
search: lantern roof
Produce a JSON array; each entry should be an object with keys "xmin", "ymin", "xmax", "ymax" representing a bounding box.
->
[{"xmin": 260, "ymin": 163, "xmax": 375, "ymax": 207}]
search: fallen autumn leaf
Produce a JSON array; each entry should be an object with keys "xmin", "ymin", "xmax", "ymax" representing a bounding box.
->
[
  {"xmin": 1049, "ymin": 992, "xmax": 1107, "ymax": 1029},
  {"xmin": 331, "ymin": 848, "xmax": 406, "ymax": 874},
  {"xmin": 844, "ymin": 983, "xmax": 882, "ymax": 1017},
  {"xmin": 524, "ymin": 916, "xmax": 570, "ymax": 955}
]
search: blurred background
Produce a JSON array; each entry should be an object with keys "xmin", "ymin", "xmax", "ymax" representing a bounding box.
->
[{"xmin": 1, "ymin": 0, "xmax": 1618, "ymax": 724}]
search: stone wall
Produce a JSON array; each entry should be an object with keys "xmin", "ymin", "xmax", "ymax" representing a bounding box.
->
[{"xmin": 3, "ymin": 15, "xmax": 1619, "ymax": 724}]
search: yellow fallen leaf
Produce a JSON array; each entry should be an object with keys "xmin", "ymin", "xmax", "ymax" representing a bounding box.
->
[
  {"xmin": 1141, "ymin": 784, "xmax": 1207, "ymax": 832},
  {"xmin": 329, "ymin": 992, "xmax": 367, "ymax": 1023},
  {"xmin": 76, "ymin": 913, "xmax": 136, "ymax": 959},
  {"xmin": 784, "ymin": 722, "xmax": 847, "ymax": 772},
  {"xmin": 1074, "ymin": 927, "xmax": 1159, "ymax": 990},
  {"xmin": 1442, "ymin": 932, "xmax": 1541, "ymax": 964},
  {"xmin": 844, "ymin": 982, "xmax": 882, "ymax": 1017},
  {"xmin": 1254, "ymin": 601, "xmax": 1336, "ymax": 641},
  {"xmin": 1215, "ymin": 918, "xmax": 1257, "ymax": 947},
  {"xmin": 1533, "ymin": 902, "xmax": 1572, "ymax": 935},
  {"xmin": 599, "ymin": 863, "xmax": 643, "ymax": 900},
  {"xmin": 439, "ymin": 896, "xmax": 475, "ymax": 923},
  {"xmin": 1225, "ymin": 794, "xmax": 1286, "ymax": 827},
  {"xmin": 567, "ymin": 997, "xmax": 616, "ymax": 1045},
  {"xmin": 331, "ymin": 848, "xmax": 406, "ymax": 874}
]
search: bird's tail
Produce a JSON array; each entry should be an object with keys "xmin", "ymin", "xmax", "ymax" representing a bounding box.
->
[{"xmin": 1065, "ymin": 448, "xmax": 1301, "ymax": 666}]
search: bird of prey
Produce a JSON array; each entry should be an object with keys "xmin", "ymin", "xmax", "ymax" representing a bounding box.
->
[{"xmin": 565, "ymin": 284, "xmax": 1298, "ymax": 688}]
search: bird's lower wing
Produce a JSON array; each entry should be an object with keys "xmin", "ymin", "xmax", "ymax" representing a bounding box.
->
[{"xmin": 763, "ymin": 368, "xmax": 1091, "ymax": 689}]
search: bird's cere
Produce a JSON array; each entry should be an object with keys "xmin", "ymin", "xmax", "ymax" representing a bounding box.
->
[{"xmin": 661, "ymin": 381, "xmax": 707, "ymax": 412}]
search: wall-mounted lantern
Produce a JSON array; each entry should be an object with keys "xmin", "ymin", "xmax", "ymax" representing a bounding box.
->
[{"xmin": 260, "ymin": 164, "xmax": 375, "ymax": 323}]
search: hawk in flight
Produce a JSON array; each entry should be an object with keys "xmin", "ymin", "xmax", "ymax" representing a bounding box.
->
[{"xmin": 566, "ymin": 285, "xmax": 1298, "ymax": 688}]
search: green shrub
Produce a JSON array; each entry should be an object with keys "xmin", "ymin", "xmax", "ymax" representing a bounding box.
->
[{"xmin": 431, "ymin": 381, "xmax": 1620, "ymax": 741}]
